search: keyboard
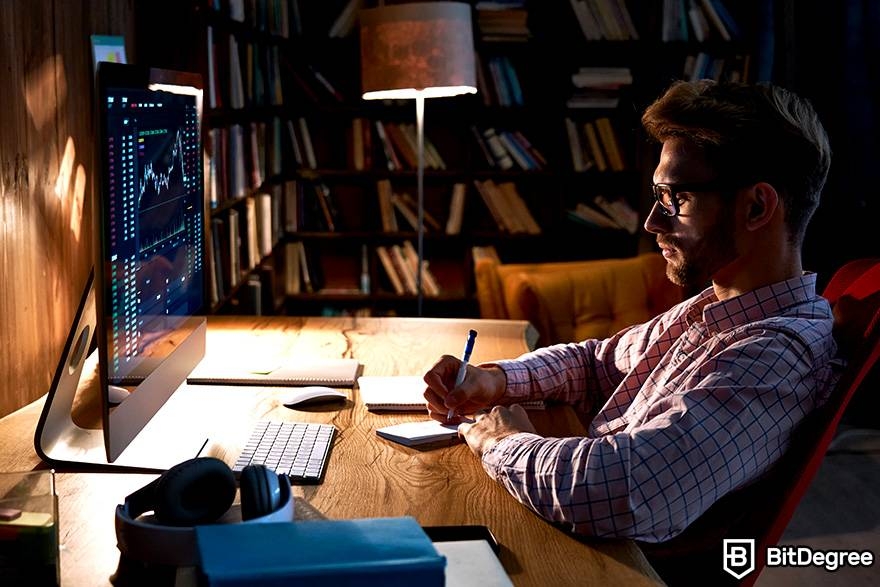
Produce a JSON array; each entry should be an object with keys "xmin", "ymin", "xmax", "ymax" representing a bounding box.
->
[{"xmin": 233, "ymin": 420, "xmax": 336, "ymax": 484}]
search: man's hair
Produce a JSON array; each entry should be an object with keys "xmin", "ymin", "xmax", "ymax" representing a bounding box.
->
[{"xmin": 641, "ymin": 80, "xmax": 831, "ymax": 246}]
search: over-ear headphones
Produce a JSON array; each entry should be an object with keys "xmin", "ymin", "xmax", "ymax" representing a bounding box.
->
[{"xmin": 115, "ymin": 457, "xmax": 294, "ymax": 567}]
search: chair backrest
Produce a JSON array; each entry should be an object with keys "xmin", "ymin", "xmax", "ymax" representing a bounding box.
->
[
  {"xmin": 642, "ymin": 258, "xmax": 880, "ymax": 586},
  {"xmin": 472, "ymin": 250, "xmax": 683, "ymax": 346}
]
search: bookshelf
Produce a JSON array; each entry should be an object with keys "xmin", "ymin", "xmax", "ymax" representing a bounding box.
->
[{"xmin": 133, "ymin": 0, "xmax": 768, "ymax": 318}]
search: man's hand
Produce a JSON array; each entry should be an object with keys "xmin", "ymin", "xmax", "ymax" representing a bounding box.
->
[
  {"xmin": 458, "ymin": 404, "xmax": 537, "ymax": 457},
  {"xmin": 423, "ymin": 355, "xmax": 506, "ymax": 422}
]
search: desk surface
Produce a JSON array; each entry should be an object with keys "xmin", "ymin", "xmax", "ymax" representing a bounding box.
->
[{"xmin": 0, "ymin": 316, "xmax": 665, "ymax": 586}]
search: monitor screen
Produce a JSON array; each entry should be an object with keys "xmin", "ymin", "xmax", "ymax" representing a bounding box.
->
[{"xmin": 98, "ymin": 64, "xmax": 205, "ymax": 384}]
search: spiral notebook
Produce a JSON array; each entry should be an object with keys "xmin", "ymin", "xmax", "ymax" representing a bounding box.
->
[{"xmin": 187, "ymin": 357, "xmax": 360, "ymax": 387}]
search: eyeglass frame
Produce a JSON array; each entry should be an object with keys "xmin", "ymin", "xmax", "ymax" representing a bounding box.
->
[{"xmin": 650, "ymin": 180, "xmax": 744, "ymax": 217}]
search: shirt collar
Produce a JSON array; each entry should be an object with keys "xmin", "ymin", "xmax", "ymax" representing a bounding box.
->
[{"xmin": 684, "ymin": 273, "xmax": 819, "ymax": 334}]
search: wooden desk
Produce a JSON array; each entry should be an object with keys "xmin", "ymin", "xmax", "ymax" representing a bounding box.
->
[{"xmin": 0, "ymin": 316, "xmax": 664, "ymax": 586}]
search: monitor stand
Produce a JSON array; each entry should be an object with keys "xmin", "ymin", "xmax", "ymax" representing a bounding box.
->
[{"xmin": 34, "ymin": 270, "xmax": 210, "ymax": 472}]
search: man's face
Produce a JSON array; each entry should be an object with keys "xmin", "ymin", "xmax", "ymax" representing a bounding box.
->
[{"xmin": 644, "ymin": 137, "xmax": 739, "ymax": 288}]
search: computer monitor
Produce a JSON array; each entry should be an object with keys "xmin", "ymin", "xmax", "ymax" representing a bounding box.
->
[{"xmin": 35, "ymin": 62, "xmax": 210, "ymax": 471}]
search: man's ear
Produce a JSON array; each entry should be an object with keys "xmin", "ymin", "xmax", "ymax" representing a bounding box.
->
[{"xmin": 743, "ymin": 182, "xmax": 779, "ymax": 231}]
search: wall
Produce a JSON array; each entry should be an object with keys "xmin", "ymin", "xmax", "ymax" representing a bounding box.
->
[{"xmin": 0, "ymin": 1, "xmax": 133, "ymax": 418}]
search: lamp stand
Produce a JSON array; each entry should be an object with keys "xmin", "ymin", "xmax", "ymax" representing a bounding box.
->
[{"xmin": 415, "ymin": 94, "xmax": 425, "ymax": 316}]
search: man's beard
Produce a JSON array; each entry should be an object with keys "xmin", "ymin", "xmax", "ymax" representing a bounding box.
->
[{"xmin": 664, "ymin": 213, "xmax": 737, "ymax": 288}]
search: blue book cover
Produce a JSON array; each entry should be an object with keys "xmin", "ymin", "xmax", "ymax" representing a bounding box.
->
[{"xmin": 196, "ymin": 516, "xmax": 445, "ymax": 586}]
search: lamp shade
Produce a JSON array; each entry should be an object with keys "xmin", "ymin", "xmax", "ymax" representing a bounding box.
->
[{"xmin": 360, "ymin": 2, "xmax": 477, "ymax": 100}]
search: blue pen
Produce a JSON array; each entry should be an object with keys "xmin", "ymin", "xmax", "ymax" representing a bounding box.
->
[{"xmin": 448, "ymin": 329, "xmax": 477, "ymax": 420}]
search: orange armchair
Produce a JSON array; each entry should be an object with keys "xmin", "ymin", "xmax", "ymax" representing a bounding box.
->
[{"xmin": 473, "ymin": 248, "xmax": 684, "ymax": 346}]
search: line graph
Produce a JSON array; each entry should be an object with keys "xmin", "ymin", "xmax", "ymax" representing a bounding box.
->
[{"xmin": 137, "ymin": 128, "xmax": 188, "ymax": 204}]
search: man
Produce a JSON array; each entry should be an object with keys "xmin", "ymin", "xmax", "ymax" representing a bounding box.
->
[{"xmin": 423, "ymin": 80, "xmax": 837, "ymax": 544}]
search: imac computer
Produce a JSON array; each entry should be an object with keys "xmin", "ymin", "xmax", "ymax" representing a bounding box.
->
[{"xmin": 35, "ymin": 62, "xmax": 210, "ymax": 471}]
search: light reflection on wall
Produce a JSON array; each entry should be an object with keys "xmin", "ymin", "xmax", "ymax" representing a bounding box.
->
[{"xmin": 52, "ymin": 135, "xmax": 86, "ymax": 243}]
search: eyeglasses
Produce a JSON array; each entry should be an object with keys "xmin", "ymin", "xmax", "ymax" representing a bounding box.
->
[{"xmin": 651, "ymin": 180, "xmax": 737, "ymax": 217}]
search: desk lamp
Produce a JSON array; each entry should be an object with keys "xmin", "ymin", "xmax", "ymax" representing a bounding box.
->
[{"xmin": 360, "ymin": 1, "xmax": 477, "ymax": 315}]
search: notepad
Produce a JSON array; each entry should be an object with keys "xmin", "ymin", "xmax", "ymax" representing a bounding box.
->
[
  {"xmin": 358, "ymin": 375, "xmax": 428, "ymax": 411},
  {"xmin": 186, "ymin": 357, "xmax": 360, "ymax": 387},
  {"xmin": 376, "ymin": 420, "xmax": 461, "ymax": 447}
]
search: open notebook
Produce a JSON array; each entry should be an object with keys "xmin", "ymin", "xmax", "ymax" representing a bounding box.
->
[{"xmin": 187, "ymin": 357, "xmax": 360, "ymax": 387}]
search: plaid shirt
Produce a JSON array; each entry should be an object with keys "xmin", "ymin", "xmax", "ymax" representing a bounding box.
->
[{"xmin": 483, "ymin": 273, "xmax": 839, "ymax": 542}]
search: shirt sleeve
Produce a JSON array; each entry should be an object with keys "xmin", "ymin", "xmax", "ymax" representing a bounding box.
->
[
  {"xmin": 479, "ymin": 330, "xmax": 824, "ymax": 543},
  {"xmin": 487, "ymin": 314, "xmax": 668, "ymax": 416}
]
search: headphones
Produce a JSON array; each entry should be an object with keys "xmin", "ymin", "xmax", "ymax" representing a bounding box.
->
[{"xmin": 115, "ymin": 457, "xmax": 294, "ymax": 567}]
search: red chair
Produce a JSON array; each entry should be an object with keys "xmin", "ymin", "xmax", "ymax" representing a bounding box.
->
[{"xmin": 642, "ymin": 259, "xmax": 880, "ymax": 586}]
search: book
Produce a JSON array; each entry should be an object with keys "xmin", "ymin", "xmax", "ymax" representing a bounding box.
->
[
  {"xmin": 390, "ymin": 244, "xmax": 418, "ymax": 294},
  {"xmin": 377, "ymin": 179, "xmax": 398, "ymax": 232},
  {"xmin": 594, "ymin": 117, "xmax": 625, "ymax": 171},
  {"xmin": 481, "ymin": 128, "xmax": 514, "ymax": 170},
  {"xmin": 567, "ymin": 202, "xmax": 623, "ymax": 230},
  {"xmin": 594, "ymin": 195, "xmax": 638, "ymax": 234},
  {"xmin": 376, "ymin": 245, "xmax": 405, "ymax": 294},
  {"xmin": 497, "ymin": 182, "xmax": 541, "ymax": 234},
  {"xmin": 391, "ymin": 192, "xmax": 424, "ymax": 232},
  {"xmin": 565, "ymin": 117, "xmax": 587, "ymax": 172},
  {"xmin": 358, "ymin": 375, "xmax": 428, "ymax": 411},
  {"xmin": 582, "ymin": 120, "xmax": 608, "ymax": 172},
  {"xmin": 298, "ymin": 240, "xmax": 315, "ymax": 293},
  {"xmin": 401, "ymin": 240, "xmax": 441, "ymax": 297},
  {"xmin": 397, "ymin": 192, "xmax": 442, "ymax": 231},
  {"xmin": 328, "ymin": 0, "xmax": 363, "ymax": 38},
  {"xmin": 298, "ymin": 117, "xmax": 317, "ymax": 169},
  {"xmin": 376, "ymin": 420, "xmax": 461, "ymax": 447},
  {"xmin": 699, "ymin": 0, "xmax": 731, "ymax": 40},
  {"xmin": 187, "ymin": 356, "xmax": 360, "ymax": 387},
  {"xmin": 375, "ymin": 120, "xmax": 402, "ymax": 171},
  {"xmin": 284, "ymin": 241, "xmax": 301, "ymax": 295},
  {"xmin": 196, "ymin": 516, "xmax": 445, "ymax": 586},
  {"xmin": 446, "ymin": 182, "xmax": 467, "ymax": 235}
]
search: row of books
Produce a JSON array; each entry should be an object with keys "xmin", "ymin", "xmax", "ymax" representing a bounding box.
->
[
  {"xmin": 373, "ymin": 120, "xmax": 446, "ymax": 172},
  {"xmin": 376, "ymin": 241, "xmax": 442, "ymax": 297},
  {"xmin": 475, "ymin": 1, "xmax": 530, "ymax": 42},
  {"xmin": 282, "ymin": 239, "xmax": 442, "ymax": 299},
  {"xmin": 212, "ymin": 0, "xmax": 296, "ymax": 39},
  {"xmin": 662, "ymin": 0, "xmax": 740, "ymax": 43},
  {"xmin": 473, "ymin": 179, "xmax": 541, "ymax": 235},
  {"xmin": 683, "ymin": 52, "xmax": 750, "ymax": 83},
  {"xmin": 376, "ymin": 180, "xmax": 468, "ymax": 236},
  {"xmin": 568, "ymin": 0, "xmax": 639, "ymax": 41},
  {"xmin": 472, "ymin": 126, "xmax": 547, "ymax": 171},
  {"xmin": 208, "ymin": 190, "xmax": 282, "ymax": 305},
  {"xmin": 283, "ymin": 179, "xmax": 340, "ymax": 232},
  {"xmin": 206, "ymin": 115, "xmax": 312, "ymax": 208},
  {"xmin": 566, "ymin": 195, "xmax": 639, "ymax": 234},
  {"xmin": 475, "ymin": 54, "xmax": 525, "ymax": 107},
  {"xmin": 564, "ymin": 116, "xmax": 626, "ymax": 173},
  {"xmin": 207, "ymin": 27, "xmax": 284, "ymax": 110},
  {"xmin": 207, "ymin": 123, "xmax": 266, "ymax": 207}
]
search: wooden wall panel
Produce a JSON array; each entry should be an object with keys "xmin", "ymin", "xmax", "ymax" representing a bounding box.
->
[{"xmin": 0, "ymin": 0, "xmax": 133, "ymax": 418}]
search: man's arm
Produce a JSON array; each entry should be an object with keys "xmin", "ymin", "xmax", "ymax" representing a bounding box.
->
[{"xmin": 471, "ymin": 333, "xmax": 826, "ymax": 542}]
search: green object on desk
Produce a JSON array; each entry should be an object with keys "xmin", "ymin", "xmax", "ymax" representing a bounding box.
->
[{"xmin": 195, "ymin": 516, "xmax": 445, "ymax": 586}]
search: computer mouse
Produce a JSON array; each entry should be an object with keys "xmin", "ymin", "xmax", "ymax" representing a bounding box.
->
[{"xmin": 282, "ymin": 386, "xmax": 347, "ymax": 408}]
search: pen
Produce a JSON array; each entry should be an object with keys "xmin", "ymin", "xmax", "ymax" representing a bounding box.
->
[{"xmin": 448, "ymin": 329, "xmax": 477, "ymax": 420}]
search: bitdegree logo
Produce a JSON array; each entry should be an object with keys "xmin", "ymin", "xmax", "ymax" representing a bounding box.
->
[
  {"xmin": 766, "ymin": 546, "xmax": 874, "ymax": 571},
  {"xmin": 723, "ymin": 539, "xmax": 875, "ymax": 579}
]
